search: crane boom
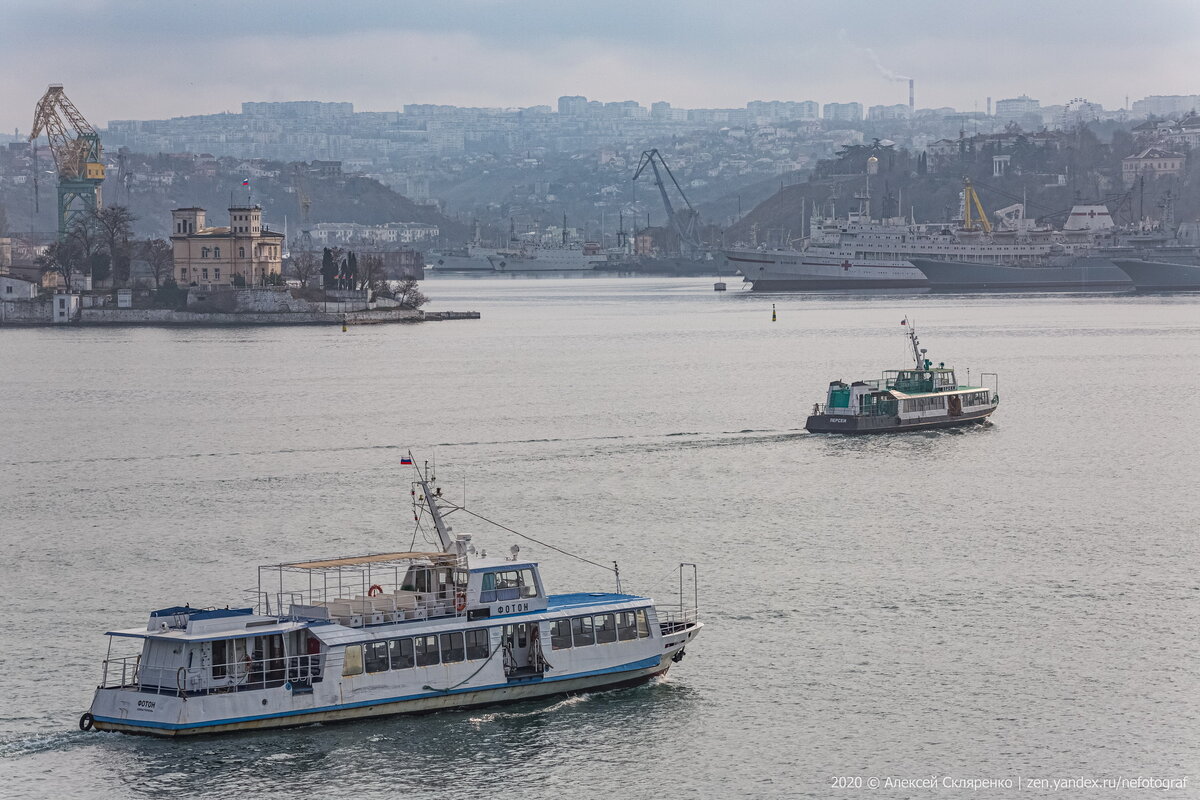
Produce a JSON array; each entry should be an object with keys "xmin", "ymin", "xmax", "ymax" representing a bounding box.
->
[
  {"xmin": 633, "ymin": 149, "xmax": 702, "ymax": 257},
  {"xmin": 29, "ymin": 84, "xmax": 105, "ymax": 240}
]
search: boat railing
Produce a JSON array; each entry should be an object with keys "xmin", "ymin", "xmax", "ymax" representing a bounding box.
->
[
  {"xmin": 99, "ymin": 654, "xmax": 141, "ymax": 689},
  {"xmin": 111, "ymin": 653, "xmax": 327, "ymax": 698},
  {"xmin": 659, "ymin": 562, "xmax": 699, "ymax": 634},
  {"xmin": 811, "ymin": 401, "xmax": 898, "ymax": 417}
]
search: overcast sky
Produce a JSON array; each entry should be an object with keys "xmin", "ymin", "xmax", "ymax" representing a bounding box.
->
[{"xmin": 2, "ymin": 0, "xmax": 1198, "ymax": 134}]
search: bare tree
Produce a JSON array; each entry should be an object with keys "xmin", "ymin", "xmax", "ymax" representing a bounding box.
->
[
  {"xmin": 395, "ymin": 278, "xmax": 428, "ymax": 309},
  {"xmin": 91, "ymin": 205, "xmax": 137, "ymax": 286},
  {"xmin": 136, "ymin": 238, "xmax": 174, "ymax": 288},
  {"xmin": 357, "ymin": 253, "xmax": 386, "ymax": 291},
  {"xmin": 290, "ymin": 251, "xmax": 318, "ymax": 287},
  {"xmin": 35, "ymin": 241, "xmax": 80, "ymax": 289}
]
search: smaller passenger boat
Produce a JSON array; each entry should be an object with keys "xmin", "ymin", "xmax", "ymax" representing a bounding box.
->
[
  {"xmin": 79, "ymin": 459, "xmax": 702, "ymax": 736},
  {"xmin": 805, "ymin": 319, "xmax": 999, "ymax": 434}
]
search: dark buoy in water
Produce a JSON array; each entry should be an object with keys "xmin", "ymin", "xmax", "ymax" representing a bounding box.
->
[
  {"xmin": 771, "ymin": 303, "xmax": 776, "ymax": 322},
  {"xmin": 714, "ymin": 281, "xmax": 726, "ymax": 291}
]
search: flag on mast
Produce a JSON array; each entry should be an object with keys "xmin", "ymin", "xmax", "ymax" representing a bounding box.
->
[{"xmin": 242, "ymin": 178, "xmax": 250, "ymax": 187}]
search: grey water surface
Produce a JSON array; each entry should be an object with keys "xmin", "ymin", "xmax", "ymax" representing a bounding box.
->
[{"xmin": 1, "ymin": 277, "xmax": 1198, "ymax": 799}]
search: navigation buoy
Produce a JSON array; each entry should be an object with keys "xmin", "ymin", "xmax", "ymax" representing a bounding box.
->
[
  {"xmin": 341, "ymin": 318, "xmax": 347, "ymax": 332},
  {"xmin": 772, "ymin": 304, "xmax": 776, "ymax": 322}
]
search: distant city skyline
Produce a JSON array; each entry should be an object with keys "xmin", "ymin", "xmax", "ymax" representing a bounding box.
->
[{"xmin": 2, "ymin": 0, "xmax": 1197, "ymax": 133}]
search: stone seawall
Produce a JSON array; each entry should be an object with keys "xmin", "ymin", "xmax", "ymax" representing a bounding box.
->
[
  {"xmin": 0, "ymin": 298, "xmax": 54, "ymax": 324},
  {"xmin": 77, "ymin": 308, "xmax": 425, "ymax": 326}
]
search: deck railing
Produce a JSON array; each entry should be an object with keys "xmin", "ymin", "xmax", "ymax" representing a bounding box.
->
[
  {"xmin": 99, "ymin": 653, "xmax": 325, "ymax": 697},
  {"xmin": 100, "ymin": 654, "xmax": 141, "ymax": 689}
]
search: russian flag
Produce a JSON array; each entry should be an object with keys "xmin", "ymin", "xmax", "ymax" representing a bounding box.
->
[
  {"xmin": 401, "ymin": 456, "xmax": 413, "ymax": 465},
  {"xmin": 242, "ymin": 178, "xmax": 250, "ymax": 186}
]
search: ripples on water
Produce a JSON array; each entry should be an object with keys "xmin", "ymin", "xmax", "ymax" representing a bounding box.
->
[{"xmin": 2, "ymin": 280, "xmax": 1199, "ymax": 798}]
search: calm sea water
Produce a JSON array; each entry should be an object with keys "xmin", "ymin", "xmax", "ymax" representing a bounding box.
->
[{"xmin": 1, "ymin": 277, "xmax": 1198, "ymax": 799}]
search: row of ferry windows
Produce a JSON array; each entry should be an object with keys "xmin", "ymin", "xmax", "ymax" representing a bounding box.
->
[
  {"xmin": 340, "ymin": 609, "xmax": 653, "ymax": 674},
  {"xmin": 902, "ymin": 392, "xmax": 990, "ymax": 413},
  {"xmin": 550, "ymin": 609, "xmax": 651, "ymax": 649},
  {"xmin": 343, "ymin": 629, "xmax": 490, "ymax": 676}
]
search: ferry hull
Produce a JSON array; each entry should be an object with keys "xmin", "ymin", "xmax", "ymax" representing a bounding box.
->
[
  {"xmin": 910, "ymin": 257, "xmax": 1131, "ymax": 291},
  {"xmin": 91, "ymin": 658, "xmax": 677, "ymax": 737},
  {"xmin": 1111, "ymin": 259, "xmax": 1200, "ymax": 292},
  {"xmin": 806, "ymin": 407, "xmax": 995, "ymax": 434}
]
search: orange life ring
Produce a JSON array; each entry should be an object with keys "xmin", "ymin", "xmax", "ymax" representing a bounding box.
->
[
  {"xmin": 367, "ymin": 584, "xmax": 383, "ymax": 597},
  {"xmin": 456, "ymin": 592, "xmax": 467, "ymax": 613}
]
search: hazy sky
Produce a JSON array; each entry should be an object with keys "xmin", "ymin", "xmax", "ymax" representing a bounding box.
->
[{"xmin": 3, "ymin": 0, "xmax": 1198, "ymax": 133}]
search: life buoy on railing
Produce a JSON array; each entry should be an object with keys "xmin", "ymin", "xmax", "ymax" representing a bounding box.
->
[
  {"xmin": 456, "ymin": 591, "xmax": 467, "ymax": 613},
  {"xmin": 367, "ymin": 584, "xmax": 383, "ymax": 597}
]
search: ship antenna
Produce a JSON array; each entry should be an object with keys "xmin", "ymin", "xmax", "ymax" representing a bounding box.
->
[{"xmin": 904, "ymin": 316, "xmax": 922, "ymax": 369}]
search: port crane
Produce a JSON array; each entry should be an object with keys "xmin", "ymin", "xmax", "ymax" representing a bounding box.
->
[
  {"xmin": 291, "ymin": 165, "xmax": 315, "ymax": 253},
  {"xmin": 29, "ymin": 84, "xmax": 105, "ymax": 241},
  {"xmin": 632, "ymin": 149, "xmax": 704, "ymax": 258}
]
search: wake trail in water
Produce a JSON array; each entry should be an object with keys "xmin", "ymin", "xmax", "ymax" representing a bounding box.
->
[
  {"xmin": 4, "ymin": 428, "xmax": 803, "ymax": 468},
  {"xmin": 0, "ymin": 731, "xmax": 91, "ymax": 759},
  {"xmin": 468, "ymin": 693, "xmax": 593, "ymax": 725}
]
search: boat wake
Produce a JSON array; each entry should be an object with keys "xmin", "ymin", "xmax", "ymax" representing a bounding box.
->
[
  {"xmin": 468, "ymin": 693, "xmax": 594, "ymax": 725},
  {"xmin": 0, "ymin": 731, "xmax": 91, "ymax": 759}
]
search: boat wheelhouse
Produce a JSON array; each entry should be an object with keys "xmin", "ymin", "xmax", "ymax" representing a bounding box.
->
[
  {"xmin": 80, "ymin": 460, "xmax": 702, "ymax": 736},
  {"xmin": 805, "ymin": 319, "xmax": 999, "ymax": 434}
]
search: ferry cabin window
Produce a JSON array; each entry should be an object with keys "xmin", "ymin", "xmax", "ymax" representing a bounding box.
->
[
  {"xmin": 617, "ymin": 611, "xmax": 638, "ymax": 641},
  {"xmin": 440, "ymin": 632, "xmax": 466, "ymax": 663},
  {"xmin": 465, "ymin": 629, "xmax": 489, "ymax": 660},
  {"xmin": 550, "ymin": 619, "xmax": 572, "ymax": 649},
  {"xmin": 480, "ymin": 572, "xmax": 497, "ymax": 603},
  {"xmin": 390, "ymin": 638, "xmax": 414, "ymax": 669},
  {"xmin": 596, "ymin": 614, "xmax": 618, "ymax": 644},
  {"xmin": 212, "ymin": 639, "xmax": 229, "ymax": 678},
  {"xmin": 415, "ymin": 635, "xmax": 439, "ymax": 667},
  {"xmin": 403, "ymin": 566, "xmax": 432, "ymax": 593},
  {"xmin": 365, "ymin": 641, "xmax": 389, "ymax": 673},
  {"xmin": 519, "ymin": 569, "xmax": 538, "ymax": 598},
  {"xmin": 343, "ymin": 645, "xmax": 364, "ymax": 676},
  {"xmin": 572, "ymin": 616, "xmax": 595, "ymax": 646},
  {"xmin": 636, "ymin": 609, "xmax": 651, "ymax": 638}
]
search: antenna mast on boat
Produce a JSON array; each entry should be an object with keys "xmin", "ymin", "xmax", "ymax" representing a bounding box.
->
[
  {"xmin": 902, "ymin": 316, "xmax": 924, "ymax": 369},
  {"xmin": 410, "ymin": 452, "xmax": 461, "ymax": 555}
]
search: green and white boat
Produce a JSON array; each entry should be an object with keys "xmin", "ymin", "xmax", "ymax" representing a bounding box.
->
[{"xmin": 805, "ymin": 319, "xmax": 999, "ymax": 434}]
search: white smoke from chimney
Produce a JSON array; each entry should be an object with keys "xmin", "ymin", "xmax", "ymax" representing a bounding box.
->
[{"xmin": 864, "ymin": 47, "xmax": 912, "ymax": 82}]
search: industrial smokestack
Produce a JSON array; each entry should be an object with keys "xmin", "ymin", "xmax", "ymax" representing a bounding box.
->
[{"xmin": 908, "ymin": 79, "xmax": 914, "ymax": 112}]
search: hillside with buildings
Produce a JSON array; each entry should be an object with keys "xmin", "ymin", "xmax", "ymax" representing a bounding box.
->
[{"xmin": 727, "ymin": 118, "xmax": 1200, "ymax": 246}]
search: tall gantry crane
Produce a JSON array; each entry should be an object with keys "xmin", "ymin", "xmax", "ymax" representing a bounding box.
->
[
  {"xmin": 291, "ymin": 164, "xmax": 315, "ymax": 253},
  {"xmin": 29, "ymin": 84, "xmax": 106, "ymax": 241},
  {"xmin": 633, "ymin": 149, "xmax": 703, "ymax": 258}
]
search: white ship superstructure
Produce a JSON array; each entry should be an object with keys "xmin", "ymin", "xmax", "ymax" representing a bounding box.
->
[
  {"xmin": 487, "ymin": 241, "xmax": 607, "ymax": 272},
  {"xmin": 727, "ymin": 180, "xmax": 1116, "ymax": 291},
  {"xmin": 79, "ymin": 459, "xmax": 701, "ymax": 736}
]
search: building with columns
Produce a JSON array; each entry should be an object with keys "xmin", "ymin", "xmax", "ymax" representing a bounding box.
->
[{"xmin": 170, "ymin": 206, "xmax": 284, "ymax": 287}]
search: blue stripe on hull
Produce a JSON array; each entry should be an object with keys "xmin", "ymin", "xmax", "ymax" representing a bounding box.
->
[{"xmin": 92, "ymin": 655, "xmax": 663, "ymax": 732}]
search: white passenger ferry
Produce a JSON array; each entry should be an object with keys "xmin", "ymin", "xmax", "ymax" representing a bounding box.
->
[{"xmin": 79, "ymin": 460, "xmax": 702, "ymax": 736}]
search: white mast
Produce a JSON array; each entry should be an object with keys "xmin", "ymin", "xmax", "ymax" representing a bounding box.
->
[
  {"xmin": 410, "ymin": 454, "xmax": 469, "ymax": 557},
  {"xmin": 904, "ymin": 317, "xmax": 923, "ymax": 369}
]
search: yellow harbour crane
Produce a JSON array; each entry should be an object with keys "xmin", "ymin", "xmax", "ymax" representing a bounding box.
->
[
  {"xmin": 29, "ymin": 84, "xmax": 106, "ymax": 240},
  {"xmin": 961, "ymin": 178, "xmax": 992, "ymax": 234}
]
